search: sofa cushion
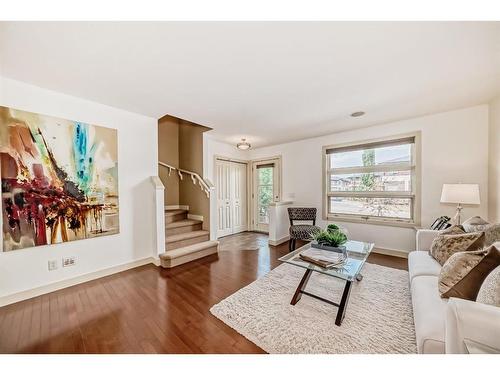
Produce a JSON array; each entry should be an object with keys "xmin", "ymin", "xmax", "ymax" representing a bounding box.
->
[
  {"xmin": 438, "ymin": 245, "xmax": 500, "ymax": 300},
  {"xmin": 411, "ymin": 275, "xmax": 447, "ymax": 354},
  {"xmin": 476, "ymin": 266, "xmax": 500, "ymax": 307},
  {"xmin": 430, "ymin": 231, "xmax": 485, "ymax": 266},
  {"xmin": 462, "ymin": 216, "xmax": 490, "ymax": 233},
  {"xmin": 408, "ymin": 251, "xmax": 441, "ymax": 283}
]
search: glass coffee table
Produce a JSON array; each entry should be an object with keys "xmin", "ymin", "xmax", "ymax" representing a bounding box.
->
[{"xmin": 279, "ymin": 240, "xmax": 374, "ymax": 326}]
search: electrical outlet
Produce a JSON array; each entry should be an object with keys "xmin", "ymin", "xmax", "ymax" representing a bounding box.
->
[
  {"xmin": 62, "ymin": 256, "xmax": 76, "ymax": 267},
  {"xmin": 48, "ymin": 260, "xmax": 58, "ymax": 271}
]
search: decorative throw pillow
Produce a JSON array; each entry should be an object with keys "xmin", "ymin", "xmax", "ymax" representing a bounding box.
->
[
  {"xmin": 439, "ymin": 245, "xmax": 500, "ymax": 300},
  {"xmin": 484, "ymin": 223, "xmax": 500, "ymax": 248},
  {"xmin": 440, "ymin": 225, "xmax": 465, "ymax": 235},
  {"xmin": 476, "ymin": 266, "xmax": 500, "ymax": 307},
  {"xmin": 430, "ymin": 231, "xmax": 485, "ymax": 266},
  {"xmin": 462, "ymin": 216, "xmax": 490, "ymax": 233}
]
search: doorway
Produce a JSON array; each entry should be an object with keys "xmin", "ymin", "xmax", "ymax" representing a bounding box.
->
[
  {"xmin": 215, "ymin": 158, "xmax": 248, "ymax": 238},
  {"xmin": 251, "ymin": 157, "xmax": 281, "ymax": 232}
]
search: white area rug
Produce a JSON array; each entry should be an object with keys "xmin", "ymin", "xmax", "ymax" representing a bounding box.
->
[{"xmin": 210, "ymin": 263, "xmax": 417, "ymax": 354}]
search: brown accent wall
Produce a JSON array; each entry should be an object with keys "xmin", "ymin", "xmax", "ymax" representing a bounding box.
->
[
  {"xmin": 158, "ymin": 115, "xmax": 212, "ymax": 231},
  {"xmin": 179, "ymin": 120, "xmax": 211, "ymax": 230},
  {"xmin": 158, "ymin": 116, "xmax": 179, "ymax": 205}
]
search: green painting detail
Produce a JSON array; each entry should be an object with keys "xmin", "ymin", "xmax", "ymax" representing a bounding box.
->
[{"xmin": 0, "ymin": 106, "xmax": 119, "ymax": 251}]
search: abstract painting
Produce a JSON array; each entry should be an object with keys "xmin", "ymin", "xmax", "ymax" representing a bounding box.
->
[{"xmin": 0, "ymin": 106, "xmax": 119, "ymax": 251}]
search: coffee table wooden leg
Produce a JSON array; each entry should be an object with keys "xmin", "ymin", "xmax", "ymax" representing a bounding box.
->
[
  {"xmin": 290, "ymin": 268, "xmax": 313, "ymax": 305},
  {"xmin": 335, "ymin": 280, "xmax": 352, "ymax": 326}
]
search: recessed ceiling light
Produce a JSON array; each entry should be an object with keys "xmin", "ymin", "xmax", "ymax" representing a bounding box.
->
[
  {"xmin": 351, "ymin": 111, "xmax": 365, "ymax": 117},
  {"xmin": 236, "ymin": 138, "xmax": 251, "ymax": 150}
]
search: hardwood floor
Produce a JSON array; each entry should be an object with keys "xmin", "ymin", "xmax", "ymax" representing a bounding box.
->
[{"xmin": 0, "ymin": 232, "xmax": 407, "ymax": 353}]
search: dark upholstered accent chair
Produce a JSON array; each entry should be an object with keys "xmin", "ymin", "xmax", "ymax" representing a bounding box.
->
[{"xmin": 287, "ymin": 207, "xmax": 321, "ymax": 251}]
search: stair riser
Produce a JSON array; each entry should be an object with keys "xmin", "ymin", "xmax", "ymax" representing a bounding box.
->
[
  {"xmin": 166, "ymin": 234, "xmax": 210, "ymax": 250},
  {"xmin": 160, "ymin": 245, "xmax": 218, "ymax": 268},
  {"xmin": 167, "ymin": 223, "xmax": 203, "ymax": 236},
  {"xmin": 165, "ymin": 212, "xmax": 187, "ymax": 224}
]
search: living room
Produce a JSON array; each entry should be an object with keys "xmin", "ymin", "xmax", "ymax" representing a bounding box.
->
[{"xmin": 1, "ymin": 2, "xmax": 500, "ymax": 374}]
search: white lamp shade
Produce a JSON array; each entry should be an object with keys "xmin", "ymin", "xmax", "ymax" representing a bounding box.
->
[{"xmin": 440, "ymin": 184, "xmax": 480, "ymax": 205}]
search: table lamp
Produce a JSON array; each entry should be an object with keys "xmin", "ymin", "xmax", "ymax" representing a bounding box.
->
[{"xmin": 440, "ymin": 184, "xmax": 480, "ymax": 225}]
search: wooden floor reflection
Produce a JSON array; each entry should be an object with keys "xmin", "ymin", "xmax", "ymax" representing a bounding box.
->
[{"xmin": 0, "ymin": 232, "xmax": 407, "ymax": 353}]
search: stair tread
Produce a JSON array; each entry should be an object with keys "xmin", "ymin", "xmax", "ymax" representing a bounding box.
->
[
  {"xmin": 166, "ymin": 219, "xmax": 202, "ymax": 229},
  {"xmin": 160, "ymin": 240, "xmax": 219, "ymax": 260},
  {"xmin": 166, "ymin": 230, "xmax": 209, "ymax": 243},
  {"xmin": 165, "ymin": 209, "xmax": 187, "ymax": 216}
]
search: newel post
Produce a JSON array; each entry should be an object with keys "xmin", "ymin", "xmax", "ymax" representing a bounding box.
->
[{"xmin": 150, "ymin": 176, "xmax": 165, "ymax": 259}]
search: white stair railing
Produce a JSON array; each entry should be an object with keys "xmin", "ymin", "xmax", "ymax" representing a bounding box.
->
[{"xmin": 158, "ymin": 161, "xmax": 211, "ymax": 198}]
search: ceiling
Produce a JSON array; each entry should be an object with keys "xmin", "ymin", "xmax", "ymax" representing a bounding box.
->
[{"xmin": 1, "ymin": 22, "xmax": 499, "ymax": 148}]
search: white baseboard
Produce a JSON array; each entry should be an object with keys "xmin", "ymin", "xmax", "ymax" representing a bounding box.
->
[
  {"xmin": 0, "ymin": 256, "xmax": 158, "ymax": 307},
  {"xmin": 269, "ymin": 235, "xmax": 290, "ymax": 246},
  {"xmin": 165, "ymin": 205, "xmax": 189, "ymax": 211},
  {"xmin": 373, "ymin": 247, "xmax": 409, "ymax": 259},
  {"xmin": 188, "ymin": 214, "xmax": 203, "ymax": 221}
]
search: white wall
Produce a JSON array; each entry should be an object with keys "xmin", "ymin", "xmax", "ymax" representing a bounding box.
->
[
  {"xmin": 489, "ymin": 96, "xmax": 500, "ymax": 223},
  {"xmin": 203, "ymin": 134, "xmax": 249, "ymax": 184},
  {"xmin": 246, "ymin": 105, "xmax": 490, "ymax": 253},
  {"xmin": 0, "ymin": 78, "xmax": 158, "ymax": 301},
  {"xmin": 268, "ymin": 201, "xmax": 294, "ymax": 245}
]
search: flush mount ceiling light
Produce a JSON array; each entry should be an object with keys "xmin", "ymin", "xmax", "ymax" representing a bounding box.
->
[
  {"xmin": 351, "ymin": 111, "xmax": 366, "ymax": 117},
  {"xmin": 236, "ymin": 138, "xmax": 251, "ymax": 150}
]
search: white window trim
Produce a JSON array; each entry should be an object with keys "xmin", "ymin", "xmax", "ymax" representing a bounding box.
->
[{"xmin": 322, "ymin": 132, "xmax": 421, "ymax": 228}]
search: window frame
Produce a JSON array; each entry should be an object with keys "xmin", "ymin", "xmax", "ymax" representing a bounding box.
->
[{"xmin": 322, "ymin": 132, "xmax": 421, "ymax": 228}]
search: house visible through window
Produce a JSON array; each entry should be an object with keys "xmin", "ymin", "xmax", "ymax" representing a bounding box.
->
[{"xmin": 323, "ymin": 134, "xmax": 420, "ymax": 225}]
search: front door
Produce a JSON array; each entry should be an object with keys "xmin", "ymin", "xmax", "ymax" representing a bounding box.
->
[{"xmin": 251, "ymin": 158, "xmax": 281, "ymax": 232}]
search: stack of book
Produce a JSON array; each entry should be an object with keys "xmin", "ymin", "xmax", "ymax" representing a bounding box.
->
[{"xmin": 299, "ymin": 248, "xmax": 346, "ymax": 269}]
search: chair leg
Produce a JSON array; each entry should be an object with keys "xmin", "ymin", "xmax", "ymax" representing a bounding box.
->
[
  {"xmin": 288, "ymin": 238, "xmax": 292, "ymax": 252},
  {"xmin": 291, "ymin": 239, "xmax": 296, "ymax": 251}
]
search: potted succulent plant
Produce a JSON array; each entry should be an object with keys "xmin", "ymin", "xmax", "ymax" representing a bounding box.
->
[{"xmin": 311, "ymin": 223, "xmax": 348, "ymax": 255}]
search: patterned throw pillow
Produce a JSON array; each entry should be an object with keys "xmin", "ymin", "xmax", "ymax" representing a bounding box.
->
[
  {"xmin": 462, "ymin": 216, "xmax": 490, "ymax": 233},
  {"xmin": 439, "ymin": 245, "xmax": 500, "ymax": 300},
  {"xmin": 484, "ymin": 224, "xmax": 500, "ymax": 248},
  {"xmin": 440, "ymin": 225, "xmax": 465, "ymax": 235},
  {"xmin": 476, "ymin": 266, "xmax": 500, "ymax": 307},
  {"xmin": 430, "ymin": 231, "xmax": 485, "ymax": 266}
]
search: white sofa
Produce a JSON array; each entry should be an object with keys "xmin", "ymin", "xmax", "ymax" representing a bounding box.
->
[{"xmin": 409, "ymin": 229, "xmax": 500, "ymax": 354}]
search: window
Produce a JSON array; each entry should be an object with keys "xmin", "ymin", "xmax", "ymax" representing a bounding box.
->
[
  {"xmin": 257, "ymin": 164, "xmax": 274, "ymax": 224},
  {"xmin": 323, "ymin": 134, "xmax": 420, "ymax": 226}
]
